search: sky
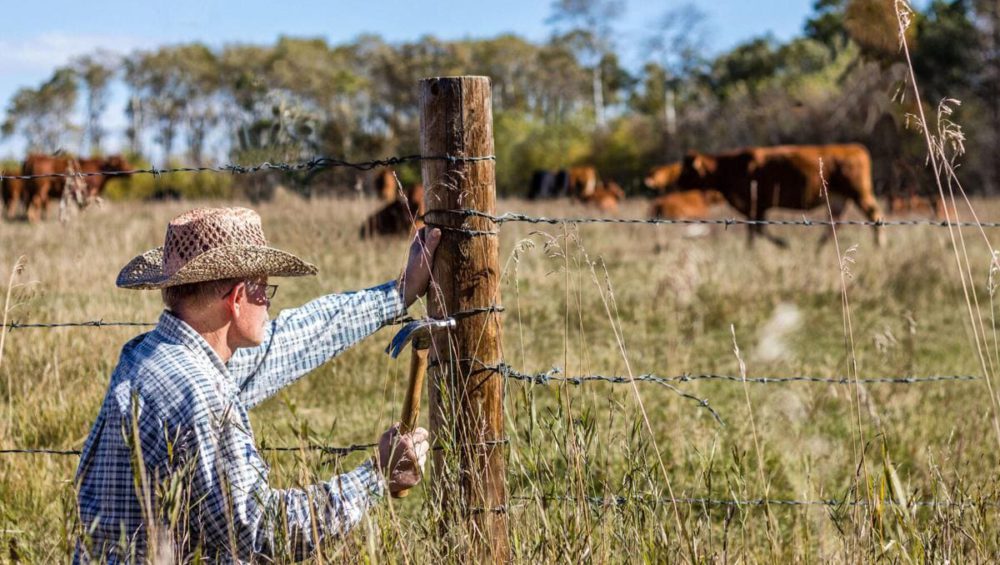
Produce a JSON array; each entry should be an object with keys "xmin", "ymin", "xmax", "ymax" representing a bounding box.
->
[{"xmin": 0, "ymin": 0, "xmax": 818, "ymax": 157}]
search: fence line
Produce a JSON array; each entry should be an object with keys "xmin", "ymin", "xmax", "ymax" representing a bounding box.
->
[
  {"xmin": 490, "ymin": 363, "xmax": 983, "ymax": 386},
  {"xmin": 1, "ymin": 307, "xmax": 503, "ymax": 332},
  {"xmin": 424, "ymin": 209, "xmax": 1000, "ymax": 230},
  {"xmin": 0, "ymin": 443, "xmax": 377, "ymax": 457},
  {"xmin": 0, "ymin": 154, "xmax": 496, "ymax": 181},
  {"xmin": 518, "ymin": 494, "xmax": 998, "ymax": 509}
]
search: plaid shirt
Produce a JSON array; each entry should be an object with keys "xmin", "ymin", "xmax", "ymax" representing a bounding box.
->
[{"xmin": 74, "ymin": 281, "xmax": 405, "ymax": 563}]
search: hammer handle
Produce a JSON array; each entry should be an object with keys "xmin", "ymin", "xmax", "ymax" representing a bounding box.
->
[{"xmin": 392, "ymin": 345, "xmax": 429, "ymax": 499}]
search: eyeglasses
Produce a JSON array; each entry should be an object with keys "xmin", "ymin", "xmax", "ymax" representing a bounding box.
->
[{"xmin": 222, "ymin": 281, "xmax": 278, "ymax": 303}]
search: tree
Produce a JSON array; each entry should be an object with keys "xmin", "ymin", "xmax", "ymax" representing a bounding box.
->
[
  {"xmin": 805, "ymin": 0, "xmax": 850, "ymax": 52},
  {"xmin": 547, "ymin": 0, "xmax": 624, "ymax": 127},
  {"xmin": 2, "ymin": 68, "xmax": 79, "ymax": 151},
  {"xmin": 74, "ymin": 52, "xmax": 117, "ymax": 154},
  {"xmin": 913, "ymin": 0, "xmax": 977, "ymax": 104}
]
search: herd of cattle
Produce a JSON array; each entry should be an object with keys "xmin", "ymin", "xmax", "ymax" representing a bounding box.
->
[
  {"xmin": 2, "ymin": 154, "xmax": 132, "ymax": 222},
  {"xmin": 2, "ymin": 144, "xmax": 957, "ymax": 246},
  {"xmin": 530, "ymin": 143, "xmax": 956, "ymax": 247}
]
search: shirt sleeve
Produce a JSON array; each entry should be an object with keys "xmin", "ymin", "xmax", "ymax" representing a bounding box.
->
[
  {"xmin": 188, "ymin": 417, "xmax": 385, "ymax": 561},
  {"xmin": 227, "ymin": 280, "xmax": 406, "ymax": 408}
]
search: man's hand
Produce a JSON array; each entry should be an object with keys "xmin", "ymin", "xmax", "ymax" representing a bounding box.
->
[
  {"xmin": 398, "ymin": 227, "xmax": 442, "ymax": 308},
  {"xmin": 374, "ymin": 423, "xmax": 430, "ymax": 494}
]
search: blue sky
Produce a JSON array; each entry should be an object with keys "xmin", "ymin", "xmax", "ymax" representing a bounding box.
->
[{"xmin": 0, "ymin": 0, "xmax": 818, "ymax": 156}]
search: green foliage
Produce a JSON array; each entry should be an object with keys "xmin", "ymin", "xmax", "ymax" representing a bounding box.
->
[
  {"xmin": 103, "ymin": 157, "xmax": 233, "ymax": 201},
  {"xmin": 3, "ymin": 0, "xmax": 1000, "ymax": 195},
  {"xmin": 913, "ymin": 0, "xmax": 978, "ymax": 104},
  {"xmin": 494, "ymin": 111, "xmax": 591, "ymax": 196}
]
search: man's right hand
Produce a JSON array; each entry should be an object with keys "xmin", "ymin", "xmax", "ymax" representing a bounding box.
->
[{"xmin": 374, "ymin": 423, "xmax": 430, "ymax": 493}]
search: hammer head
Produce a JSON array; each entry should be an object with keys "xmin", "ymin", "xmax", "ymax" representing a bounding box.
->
[{"xmin": 385, "ymin": 317, "xmax": 456, "ymax": 358}]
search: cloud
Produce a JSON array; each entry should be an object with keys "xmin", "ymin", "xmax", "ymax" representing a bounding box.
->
[{"xmin": 0, "ymin": 32, "xmax": 153, "ymax": 74}]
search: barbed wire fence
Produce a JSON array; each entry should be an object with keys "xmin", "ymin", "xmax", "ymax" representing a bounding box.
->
[{"xmin": 3, "ymin": 152, "xmax": 998, "ymax": 513}]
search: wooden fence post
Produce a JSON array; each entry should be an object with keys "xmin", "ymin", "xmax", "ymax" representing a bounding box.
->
[{"xmin": 419, "ymin": 76, "xmax": 509, "ymax": 562}]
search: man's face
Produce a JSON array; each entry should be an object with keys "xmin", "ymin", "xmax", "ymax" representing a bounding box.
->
[{"xmin": 229, "ymin": 278, "xmax": 275, "ymax": 347}]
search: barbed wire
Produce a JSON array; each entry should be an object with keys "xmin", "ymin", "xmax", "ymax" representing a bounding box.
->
[
  {"xmin": 519, "ymin": 494, "xmax": 998, "ymax": 509},
  {"xmin": 0, "ymin": 442, "xmax": 377, "ymax": 457},
  {"xmin": 0, "ymin": 154, "xmax": 496, "ymax": 181},
  {"xmin": 424, "ymin": 209, "xmax": 1000, "ymax": 230},
  {"xmin": 3, "ymin": 320, "xmax": 157, "ymax": 330},
  {"xmin": 489, "ymin": 364, "xmax": 982, "ymax": 386},
  {"xmin": 3, "ymin": 306, "xmax": 501, "ymax": 332}
]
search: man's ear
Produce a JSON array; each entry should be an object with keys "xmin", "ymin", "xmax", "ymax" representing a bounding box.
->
[{"xmin": 224, "ymin": 282, "xmax": 244, "ymax": 316}]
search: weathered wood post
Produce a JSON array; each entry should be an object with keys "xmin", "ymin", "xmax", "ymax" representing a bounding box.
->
[{"xmin": 419, "ymin": 76, "xmax": 509, "ymax": 562}]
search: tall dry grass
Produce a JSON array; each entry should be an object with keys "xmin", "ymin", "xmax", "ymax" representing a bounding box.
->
[{"xmin": 0, "ymin": 188, "xmax": 998, "ymax": 561}]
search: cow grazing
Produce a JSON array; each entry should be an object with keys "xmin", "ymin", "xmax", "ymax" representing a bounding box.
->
[
  {"xmin": 649, "ymin": 190, "xmax": 724, "ymax": 220},
  {"xmin": 567, "ymin": 166, "xmax": 598, "ymax": 199},
  {"xmin": 21, "ymin": 154, "xmax": 132, "ymax": 222},
  {"xmin": 23, "ymin": 154, "xmax": 73, "ymax": 222},
  {"xmin": 580, "ymin": 180, "xmax": 625, "ymax": 212},
  {"xmin": 2, "ymin": 168, "xmax": 25, "ymax": 220},
  {"xmin": 359, "ymin": 182, "xmax": 425, "ymax": 238},
  {"xmin": 888, "ymin": 194, "xmax": 934, "ymax": 217},
  {"xmin": 76, "ymin": 155, "xmax": 132, "ymax": 200},
  {"xmin": 644, "ymin": 162, "xmax": 683, "ymax": 192},
  {"xmin": 373, "ymin": 169, "xmax": 400, "ymax": 202},
  {"xmin": 678, "ymin": 144, "xmax": 884, "ymax": 247}
]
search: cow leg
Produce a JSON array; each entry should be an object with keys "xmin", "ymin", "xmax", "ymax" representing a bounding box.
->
[
  {"xmin": 753, "ymin": 209, "xmax": 787, "ymax": 248},
  {"xmin": 858, "ymin": 194, "xmax": 885, "ymax": 247},
  {"xmin": 816, "ymin": 193, "xmax": 850, "ymax": 248}
]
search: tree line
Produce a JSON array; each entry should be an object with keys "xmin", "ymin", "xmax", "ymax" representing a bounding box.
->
[{"xmin": 1, "ymin": 0, "xmax": 995, "ymax": 198}]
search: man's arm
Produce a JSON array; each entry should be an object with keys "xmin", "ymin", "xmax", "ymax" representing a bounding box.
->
[
  {"xmin": 188, "ymin": 419, "xmax": 427, "ymax": 560},
  {"xmin": 227, "ymin": 227, "xmax": 440, "ymax": 409},
  {"xmin": 227, "ymin": 281, "xmax": 405, "ymax": 408}
]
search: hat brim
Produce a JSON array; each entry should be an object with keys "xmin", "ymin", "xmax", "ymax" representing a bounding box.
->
[{"xmin": 116, "ymin": 244, "xmax": 318, "ymax": 289}]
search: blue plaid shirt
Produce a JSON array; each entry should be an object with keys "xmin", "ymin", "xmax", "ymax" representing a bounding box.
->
[{"xmin": 74, "ymin": 281, "xmax": 406, "ymax": 563}]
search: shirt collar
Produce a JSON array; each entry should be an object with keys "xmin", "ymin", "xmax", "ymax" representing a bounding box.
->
[{"xmin": 154, "ymin": 310, "xmax": 233, "ymax": 381}]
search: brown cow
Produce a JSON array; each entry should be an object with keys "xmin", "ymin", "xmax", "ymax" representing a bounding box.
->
[
  {"xmin": 373, "ymin": 169, "xmax": 400, "ymax": 202},
  {"xmin": 22, "ymin": 154, "xmax": 132, "ymax": 222},
  {"xmin": 567, "ymin": 166, "xmax": 598, "ymax": 199},
  {"xmin": 649, "ymin": 190, "xmax": 725, "ymax": 219},
  {"xmin": 2, "ymin": 168, "xmax": 25, "ymax": 220},
  {"xmin": 23, "ymin": 154, "xmax": 72, "ymax": 222},
  {"xmin": 888, "ymin": 194, "xmax": 934, "ymax": 217},
  {"xmin": 678, "ymin": 144, "xmax": 883, "ymax": 247},
  {"xmin": 580, "ymin": 180, "xmax": 625, "ymax": 212},
  {"xmin": 359, "ymin": 182, "xmax": 425, "ymax": 238},
  {"xmin": 644, "ymin": 162, "xmax": 683, "ymax": 192},
  {"xmin": 77, "ymin": 155, "xmax": 132, "ymax": 200}
]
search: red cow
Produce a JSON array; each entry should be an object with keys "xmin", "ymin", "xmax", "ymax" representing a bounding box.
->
[
  {"xmin": 644, "ymin": 162, "xmax": 683, "ymax": 192},
  {"xmin": 22, "ymin": 154, "xmax": 132, "ymax": 222},
  {"xmin": 2, "ymin": 168, "xmax": 25, "ymax": 220},
  {"xmin": 580, "ymin": 180, "xmax": 625, "ymax": 212},
  {"xmin": 373, "ymin": 169, "xmax": 400, "ymax": 202},
  {"xmin": 649, "ymin": 190, "xmax": 724, "ymax": 219},
  {"xmin": 678, "ymin": 144, "xmax": 884, "ymax": 247},
  {"xmin": 567, "ymin": 166, "xmax": 598, "ymax": 199},
  {"xmin": 359, "ymin": 182, "xmax": 425, "ymax": 238},
  {"xmin": 77, "ymin": 155, "xmax": 132, "ymax": 200}
]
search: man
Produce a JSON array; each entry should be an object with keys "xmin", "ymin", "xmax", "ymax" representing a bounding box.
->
[{"xmin": 74, "ymin": 207, "xmax": 440, "ymax": 562}]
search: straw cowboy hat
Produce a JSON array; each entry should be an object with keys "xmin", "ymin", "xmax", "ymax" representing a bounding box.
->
[{"xmin": 116, "ymin": 207, "xmax": 317, "ymax": 289}]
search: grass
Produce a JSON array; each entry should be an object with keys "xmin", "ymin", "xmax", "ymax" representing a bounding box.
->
[{"xmin": 1, "ymin": 189, "xmax": 1000, "ymax": 562}]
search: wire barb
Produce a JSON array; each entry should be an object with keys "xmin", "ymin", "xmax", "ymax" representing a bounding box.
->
[{"xmin": 0, "ymin": 154, "xmax": 496, "ymax": 181}]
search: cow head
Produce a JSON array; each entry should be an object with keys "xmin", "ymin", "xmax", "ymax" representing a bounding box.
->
[
  {"xmin": 102, "ymin": 155, "xmax": 133, "ymax": 175},
  {"xmin": 643, "ymin": 162, "xmax": 682, "ymax": 191},
  {"xmin": 677, "ymin": 152, "xmax": 714, "ymax": 189}
]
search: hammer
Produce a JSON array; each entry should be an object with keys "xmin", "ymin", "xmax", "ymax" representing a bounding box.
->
[{"xmin": 385, "ymin": 317, "xmax": 455, "ymax": 498}]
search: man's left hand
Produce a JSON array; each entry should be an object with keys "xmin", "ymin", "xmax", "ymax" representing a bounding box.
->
[{"xmin": 399, "ymin": 227, "xmax": 442, "ymax": 308}]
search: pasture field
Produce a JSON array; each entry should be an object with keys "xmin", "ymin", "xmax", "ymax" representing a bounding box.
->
[{"xmin": 2, "ymin": 192, "xmax": 1000, "ymax": 562}]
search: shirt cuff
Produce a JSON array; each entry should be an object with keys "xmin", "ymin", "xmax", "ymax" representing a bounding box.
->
[
  {"xmin": 374, "ymin": 279, "xmax": 407, "ymax": 322},
  {"xmin": 353, "ymin": 459, "xmax": 386, "ymax": 500}
]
